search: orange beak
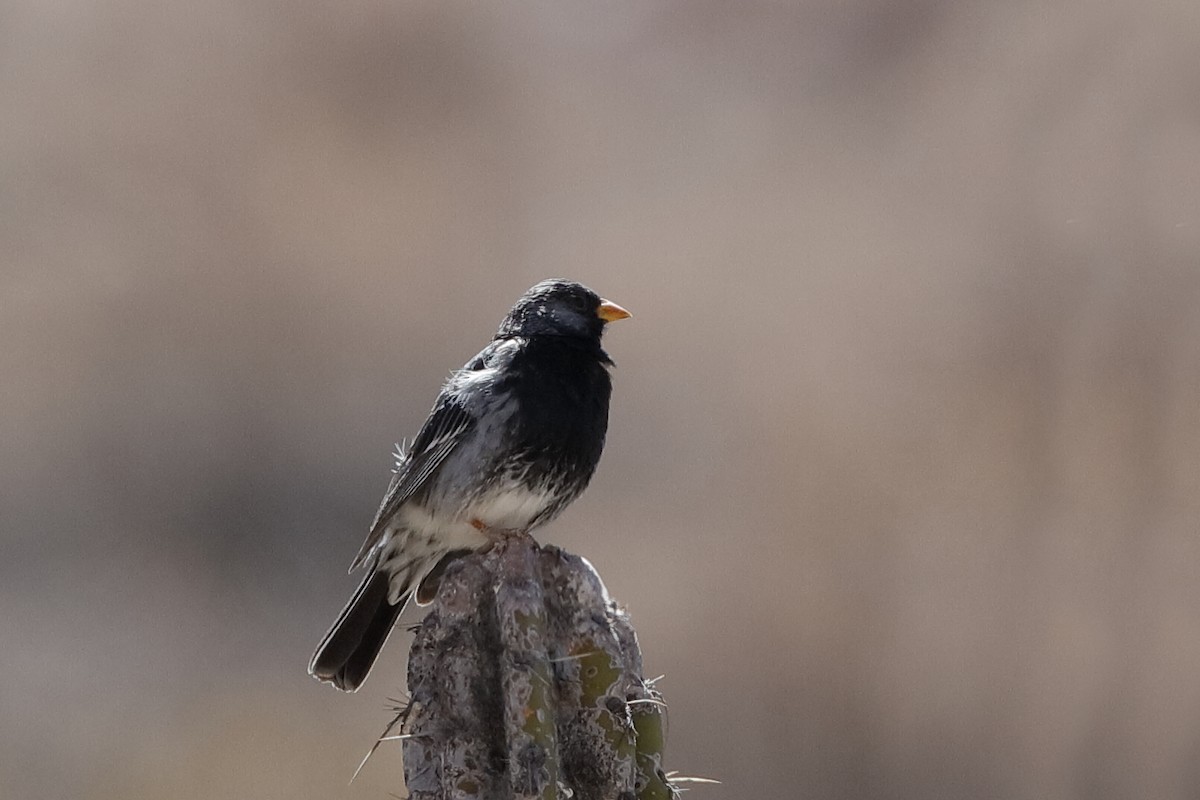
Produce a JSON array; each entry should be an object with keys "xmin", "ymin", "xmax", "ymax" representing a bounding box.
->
[{"xmin": 596, "ymin": 299, "xmax": 632, "ymax": 323}]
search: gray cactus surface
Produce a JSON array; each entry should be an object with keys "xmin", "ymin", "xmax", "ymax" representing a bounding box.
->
[{"xmin": 397, "ymin": 536, "xmax": 675, "ymax": 800}]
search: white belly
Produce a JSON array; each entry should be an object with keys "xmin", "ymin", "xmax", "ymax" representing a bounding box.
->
[
  {"xmin": 465, "ymin": 484, "xmax": 557, "ymax": 531},
  {"xmin": 375, "ymin": 485, "xmax": 556, "ymax": 604},
  {"xmin": 390, "ymin": 484, "xmax": 555, "ymax": 550}
]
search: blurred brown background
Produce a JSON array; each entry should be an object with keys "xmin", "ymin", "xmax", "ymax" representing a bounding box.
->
[{"xmin": 3, "ymin": 1, "xmax": 1200, "ymax": 799}]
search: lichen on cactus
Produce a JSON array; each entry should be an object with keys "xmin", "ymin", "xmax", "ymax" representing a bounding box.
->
[{"xmin": 398, "ymin": 536, "xmax": 676, "ymax": 800}]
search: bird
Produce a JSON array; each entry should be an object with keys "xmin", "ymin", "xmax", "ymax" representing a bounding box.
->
[{"xmin": 309, "ymin": 278, "xmax": 631, "ymax": 691}]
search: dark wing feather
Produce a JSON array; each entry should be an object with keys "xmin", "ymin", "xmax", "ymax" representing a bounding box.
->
[{"xmin": 349, "ymin": 391, "xmax": 475, "ymax": 571}]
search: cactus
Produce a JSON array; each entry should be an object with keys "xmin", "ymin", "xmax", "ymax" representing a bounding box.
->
[{"xmin": 397, "ymin": 535, "xmax": 676, "ymax": 800}]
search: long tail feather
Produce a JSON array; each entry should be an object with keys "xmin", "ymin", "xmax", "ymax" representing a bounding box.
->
[{"xmin": 309, "ymin": 570, "xmax": 406, "ymax": 692}]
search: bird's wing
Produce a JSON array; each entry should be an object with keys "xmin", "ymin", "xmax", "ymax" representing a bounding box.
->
[{"xmin": 348, "ymin": 379, "xmax": 480, "ymax": 572}]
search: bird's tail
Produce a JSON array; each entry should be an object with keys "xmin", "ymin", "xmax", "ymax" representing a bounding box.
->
[{"xmin": 309, "ymin": 569, "xmax": 405, "ymax": 692}]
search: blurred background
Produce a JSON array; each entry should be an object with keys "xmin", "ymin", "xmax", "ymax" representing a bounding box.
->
[{"xmin": 3, "ymin": 1, "xmax": 1200, "ymax": 798}]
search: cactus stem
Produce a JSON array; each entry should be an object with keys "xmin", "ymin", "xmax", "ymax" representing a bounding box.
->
[{"xmin": 400, "ymin": 538, "xmax": 679, "ymax": 800}]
